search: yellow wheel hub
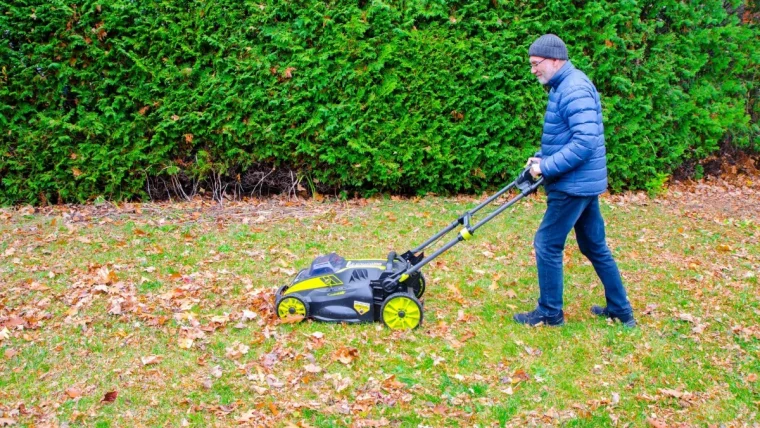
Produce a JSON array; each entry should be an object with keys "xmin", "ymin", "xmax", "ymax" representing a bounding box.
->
[
  {"xmin": 277, "ymin": 297, "xmax": 307, "ymax": 319},
  {"xmin": 382, "ymin": 295, "xmax": 422, "ymax": 330}
]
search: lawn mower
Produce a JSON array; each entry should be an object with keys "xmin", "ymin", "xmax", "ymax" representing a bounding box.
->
[{"xmin": 274, "ymin": 164, "xmax": 544, "ymax": 330}]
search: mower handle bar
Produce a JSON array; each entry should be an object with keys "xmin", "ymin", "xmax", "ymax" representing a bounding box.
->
[{"xmin": 395, "ymin": 167, "xmax": 543, "ymax": 280}]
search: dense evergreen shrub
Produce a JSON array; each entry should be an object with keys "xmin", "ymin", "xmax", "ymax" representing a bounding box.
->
[{"xmin": 1, "ymin": 0, "xmax": 758, "ymax": 204}]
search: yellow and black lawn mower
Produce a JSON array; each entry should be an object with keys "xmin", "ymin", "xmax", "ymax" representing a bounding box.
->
[{"xmin": 274, "ymin": 165, "xmax": 543, "ymax": 330}]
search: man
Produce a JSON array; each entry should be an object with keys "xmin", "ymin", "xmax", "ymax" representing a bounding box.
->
[{"xmin": 513, "ymin": 34, "xmax": 636, "ymax": 327}]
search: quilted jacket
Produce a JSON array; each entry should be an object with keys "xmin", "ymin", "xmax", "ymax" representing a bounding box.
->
[{"xmin": 537, "ymin": 61, "xmax": 608, "ymax": 196}]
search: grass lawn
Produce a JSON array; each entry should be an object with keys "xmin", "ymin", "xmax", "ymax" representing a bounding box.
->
[{"xmin": 1, "ymin": 177, "xmax": 759, "ymax": 427}]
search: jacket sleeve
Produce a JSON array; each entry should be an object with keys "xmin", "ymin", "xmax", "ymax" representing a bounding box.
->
[{"xmin": 540, "ymin": 86, "xmax": 601, "ymax": 179}]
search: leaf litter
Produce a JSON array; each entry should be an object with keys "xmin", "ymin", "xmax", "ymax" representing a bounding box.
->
[{"xmin": 1, "ymin": 177, "xmax": 759, "ymax": 426}]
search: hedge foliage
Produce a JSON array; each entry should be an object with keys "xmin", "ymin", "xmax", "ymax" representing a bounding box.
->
[{"xmin": 1, "ymin": 0, "xmax": 759, "ymax": 204}]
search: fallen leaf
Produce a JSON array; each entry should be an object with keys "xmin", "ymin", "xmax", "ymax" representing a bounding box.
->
[
  {"xmin": 141, "ymin": 355, "xmax": 163, "ymax": 365},
  {"xmin": 237, "ymin": 410, "xmax": 258, "ymax": 423},
  {"xmin": 333, "ymin": 347, "xmax": 359, "ymax": 365},
  {"xmin": 658, "ymin": 388, "xmax": 684, "ymax": 398},
  {"xmin": 107, "ymin": 299, "xmax": 122, "ymax": 315},
  {"xmin": 4, "ymin": 316, "xmax": 23, "ymax": 328},
  {"xmin": 332, "ymin": 374, "xmax": 352, "ymax": 392},
  {"xmin": 304, "ymin": 363, "xmax": 322, "ymax": 373},
  {"xmin": 279, "ymin": 314, "xmax": 305, "ymax": 324},
  {"xmin": 210, "ymin": 314, "xmax": 230, "ymax": 324},
  {"xmin": 101, "ymin": 390, "xmax": 118, "ymax": 403},
  {"xmin": 512, "ymin": 369, "xmax": 530, "ymax": 383},
  {"xmin": 225, "ymin": 342, "xmax": 250, "ymax": 360},
  {"xmin": 178, "ymin": 338, "xmax": 194, "ymax": 349},
  {"xmin": 210, "ymin": 365, "xmax": 223, "ymax": 378},
  {"xmin": 65, "ymin": 387, "xmax": 83, "ymax": 399},
  {"xmin": 0, "ymin": 418, "xmax": 16, "ymax": 426},
  {"xmin": 647, "ymin": 417, "xmax": 667, "ymax": 428},
  {"xmin": 4, "ymin": 348, "xmax": 18, "ymax": 359},
  {"xmin": 268, "ymin": 402, "xmax": 279, "ymax": 416},
  {"xmin": 747, "ymin": 373, "xmax": 757, "ymax": 382},
  {"xmin": 266, "ymin": 375, "xmax": 284, "ymax": 388}
]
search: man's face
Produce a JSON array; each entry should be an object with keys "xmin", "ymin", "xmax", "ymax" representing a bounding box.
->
[{"xmin": 530, "ymin": 56, "xmax": 560, "ymax": 85}]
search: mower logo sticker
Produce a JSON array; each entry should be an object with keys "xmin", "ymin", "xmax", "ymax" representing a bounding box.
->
[
  {"xmin": 346, "ymin": 261, "xmax": 385, "ymax": 269},
  {"xmin": 320, "ymin": 275, "xmax": 343, "ymax": 287},
  {"xmin": 353, "ymin": 301, "xmax": 370, "ymax": 315},
  {"xmin": 327, "ymin": 290, "xmax": 346, "ymax": 297}
]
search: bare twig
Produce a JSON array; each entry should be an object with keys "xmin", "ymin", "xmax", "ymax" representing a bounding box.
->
[{"xmin": 251, "ymin": 167, "xmax": 276, "ymax": 198}]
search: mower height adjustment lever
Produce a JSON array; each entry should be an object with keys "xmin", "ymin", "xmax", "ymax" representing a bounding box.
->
[{"xmin": 385, "ymin": 251, "xmax": 396, "ymax": 272}]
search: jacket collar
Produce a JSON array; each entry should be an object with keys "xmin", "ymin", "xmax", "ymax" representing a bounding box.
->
[{"xmin": 547, "ymin": 61, "xmax": 574, "ymax": 89}]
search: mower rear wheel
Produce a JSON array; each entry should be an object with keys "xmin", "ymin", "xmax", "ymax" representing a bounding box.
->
[
  {"xmin": 412, "ymin": 273, "xmax": 426, "ymax": 299},
  {"xmin": 276, "ymin": 295, "xmax": 309, "ymax": 322},
  {"xmin": 381, "ymin": 292, "xmax": 423, "ymax": 330}
]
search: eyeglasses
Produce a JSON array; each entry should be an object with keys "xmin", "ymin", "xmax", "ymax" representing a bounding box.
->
[{"xmin": 530, "ymin": 58, "xmax": 549, "ymax": 69}]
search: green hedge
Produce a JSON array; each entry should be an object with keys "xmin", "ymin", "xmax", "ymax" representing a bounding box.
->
[{"xmin": 1, "ymin": 0, "xmax": 758, "ymax": 204}]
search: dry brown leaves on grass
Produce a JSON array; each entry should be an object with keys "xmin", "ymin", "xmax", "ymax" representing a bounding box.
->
[
  {"xmin": 1, "ymin": 175, "xmax": 759, "ymax": 426},
  {"xmin": 610, "ymin": 171, "xmax": 760, "ymax": 221},
  {"xmin": 4, "ymin": 195, "xmax": 360, "ymax": 227}
]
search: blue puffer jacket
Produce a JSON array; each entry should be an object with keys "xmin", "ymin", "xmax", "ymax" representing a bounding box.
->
[{"xmin": 537, "ymin": 61, "xmax": 608, "ymax": 196}]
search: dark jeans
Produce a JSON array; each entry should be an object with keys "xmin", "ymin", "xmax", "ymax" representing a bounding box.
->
[{"xmin": 533, "ymin": 191, "xmax": 632, "ymax": 317}]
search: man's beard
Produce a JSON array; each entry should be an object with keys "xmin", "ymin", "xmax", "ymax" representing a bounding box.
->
[{"xmin": 536, "ymin": 66, "xmax": 557, "ymax": 85}]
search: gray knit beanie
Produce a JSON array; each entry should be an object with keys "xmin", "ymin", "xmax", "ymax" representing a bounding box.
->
[{"xmin": 528, "ymin": 34, "xmax": 568, "ymax": 60}]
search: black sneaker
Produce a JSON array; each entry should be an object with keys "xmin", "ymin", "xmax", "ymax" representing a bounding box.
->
[
  {"xmin": 591, "ymin": 305, "xmax": 636, "ymax": 327},
  {"xmin": 513, "ymin": 309, "xmax": 565, "ymax": 326}
]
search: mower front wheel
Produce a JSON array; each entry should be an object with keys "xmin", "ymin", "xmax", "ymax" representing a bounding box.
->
[
  {"xmin": 276, "ymin": 295, "xmax": 309, "ymax": 322},
  {"xmin": 381, "ymin": 292, "xmax": 423, "ymax": 330}
]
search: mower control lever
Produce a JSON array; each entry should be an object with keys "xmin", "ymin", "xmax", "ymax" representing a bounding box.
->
[{"xmin": 458, "ymin": 213, "xmax": 472, "ymax": 229}]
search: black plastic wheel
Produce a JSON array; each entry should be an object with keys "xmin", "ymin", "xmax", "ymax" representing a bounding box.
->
[{"xmin": 412, "ymin": 273, "xmax": 426, "ymax": 299}]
